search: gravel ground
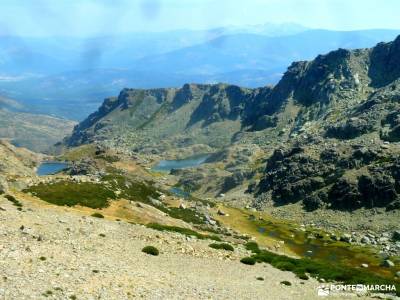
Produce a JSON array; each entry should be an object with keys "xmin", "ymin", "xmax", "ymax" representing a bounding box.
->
[{"xmin": 0, "ymin": 196, "xmax": 373, "ymax": 300}]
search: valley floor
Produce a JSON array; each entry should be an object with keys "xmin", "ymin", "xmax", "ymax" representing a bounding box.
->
[{"xmin": 0, "ymin": 195, "xmax": 361, "ymax": 300}]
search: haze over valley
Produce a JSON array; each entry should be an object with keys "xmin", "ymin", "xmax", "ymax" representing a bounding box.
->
[{"xmin": 1, "ymin": 1, "xmax": 400, "ymax": 299}]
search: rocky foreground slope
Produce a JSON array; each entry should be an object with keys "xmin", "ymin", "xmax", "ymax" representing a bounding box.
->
[{"xmin": 0, "ymin": 194, "xmax": 349, "ymax": 300}]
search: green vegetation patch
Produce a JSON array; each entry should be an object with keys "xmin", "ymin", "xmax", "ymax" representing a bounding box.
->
[
  {"xmin": 101, "ymin": 174, "xmax": 159, "ymax": 204},
  {"xmin": 24, "ymin": 181, "xmax": 116, "ymax": 209},
  {"xmin": 209, "ymin": 243, "xmax": 234, "ymax": 251},
  {"xmin": 97, "ymin": 155, "xmax": 119, "ymax": 163},
  {"xmin": 102, "ymin": 173, "xmax": 207, "ymax": 224},
  {"xmin": 142, "ymin": 246, "xmax": 159, "ymax": 256},
  {"xmin": 160, "ymin": 206, "xmax": 206, "ymax": 225},
  {"xmin": 146, "ymin": 223, "xmax": 221, "ymax": 241},
  {"xmin": 91, "ymin": 213, "xmax": 104, "ymax": 218},
  {"xmin": 59, "ymin": 144, "xmax": 97, "ymax": 161},
  {"xmin": 243, "ymin": 242, "xmax": 400, "ymax": 296},
  {"xmin": 240, "ymin": 257, "xmax": 256, "ymax": 265}
]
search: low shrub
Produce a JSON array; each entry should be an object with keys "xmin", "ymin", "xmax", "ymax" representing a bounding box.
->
[
  {"xmin": 245, "ymin": 241, "xmax": 260, "ymax": 253},
  {"xmin": 297, "ymin": 273, "xmax": 309, "ymax": 280},
  {"xmin": 142, "ymin": 246, "xmax": 159, "ymax": 256},
  {"xmin": 209, "ymin": 243, "xmax": 234, "ymax": 251},
  {"xmin": 256, "ymin": 277, "xmax": 264, "ymax": 281},
  {"xmin": 91, "ymin": 213, "xmax": 104, "ymax": 218},
  {"xmin": 4, "ymin": 195, "xmax": 22, "ymax": 207},
  {"xmin": 240, "ymin": 257, "xmax": 256, "ymax": 265},
  {"xmin": 273, "ymin": 261, "xmax": 296, "ymax": 271}
]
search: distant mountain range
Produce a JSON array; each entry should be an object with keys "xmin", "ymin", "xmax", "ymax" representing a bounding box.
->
[
  {"xmin": 0, "ymin": 96, "xmax": 75, "ymax": 152},
  {"xmin": 0, "ymin": 26, "xmax": 399, "ymax": 120}
]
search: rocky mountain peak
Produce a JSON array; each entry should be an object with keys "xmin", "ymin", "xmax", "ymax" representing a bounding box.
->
[{"xmin": 369, "ymin": 35, "xmax": 400, "ymax": 88}]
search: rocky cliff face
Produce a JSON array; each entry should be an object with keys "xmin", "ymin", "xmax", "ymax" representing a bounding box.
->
[
  {"xmin": 253, "ymin": 35, "xmax": 400, "ymax": 211},
  {"xmin": 65, "ymin": 83, "xmax": 257, "ymax": 154}
]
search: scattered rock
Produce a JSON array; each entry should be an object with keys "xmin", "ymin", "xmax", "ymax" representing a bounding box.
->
[
  {"xmin": 217, "ymin": 209, "xmax": 226, "ymax": 216},
  {"xmin": 360, "ymin": 236, "xmax": 371, "ymax": 244},
  {"xmin": 340, "ymin": 234, "xmax": 352, "ymax": 243},
  {"xmin": 381, "ymin": 259, "xmax": 395, "ymax": 268}
]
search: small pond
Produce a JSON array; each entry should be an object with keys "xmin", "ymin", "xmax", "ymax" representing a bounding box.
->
[
  {"xmin": 152, "ymin": 154, "xmax": 211, "ymax": 172},
  {"xmin": 36, "ymin": 162, "xmax": 69, "ymax": 176}
]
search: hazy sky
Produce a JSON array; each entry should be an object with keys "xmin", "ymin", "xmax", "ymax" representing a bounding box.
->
[{"xmin": 0, "ymin": 0, "xmax": 399, "ymax": 37}]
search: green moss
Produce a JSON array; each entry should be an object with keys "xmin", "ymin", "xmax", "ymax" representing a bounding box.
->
[
  {"xmin": 24, "ymin": 181, "xmax": 115, "ymax": 209},
  {"xmin": 209, "ymin": 243, "xmax": 234, "ymax": 251},
  {"xmin": 142, "ymin": 246, "xmax": 159, "ymax": 256},
  {"xmin": 146, "ymin": 223, "xmax": 221, "ymax": 241}
]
